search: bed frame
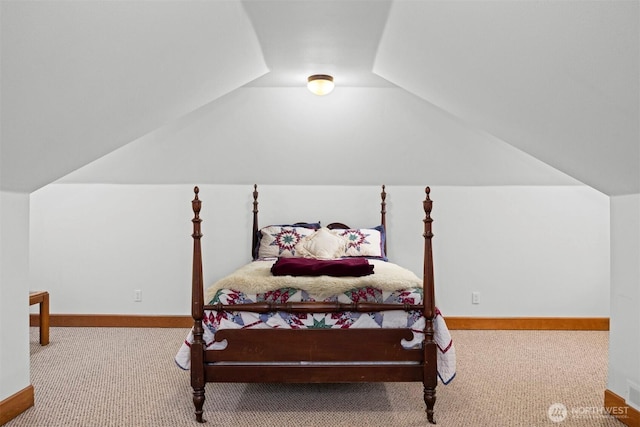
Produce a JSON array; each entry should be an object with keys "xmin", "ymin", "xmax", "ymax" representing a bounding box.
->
[{"xmin": 189, "ymin": 185, "xmax": 438, "ymax": 423}]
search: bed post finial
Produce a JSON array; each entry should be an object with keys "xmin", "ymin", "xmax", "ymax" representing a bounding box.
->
[
  {"xmin": 423, "ymin": 187, "xmax": 432, "ymax": 216},
  {"xmin": 192, "ymin": 187, "xmax": 201, "ymax": 216}
]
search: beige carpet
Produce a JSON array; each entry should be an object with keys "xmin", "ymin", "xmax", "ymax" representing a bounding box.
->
[{"xmin": 6, "ymin": 327, "xmax": 621, "ymax": 427}]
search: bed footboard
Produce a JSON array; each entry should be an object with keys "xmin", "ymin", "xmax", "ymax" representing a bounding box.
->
[
  {"xmin": 204, "ymin": 328, "xmax": 423, "ymax": 382},
  {"xmin": 207, "ymin": 328, "xmax": 421, "ymax": 363}
]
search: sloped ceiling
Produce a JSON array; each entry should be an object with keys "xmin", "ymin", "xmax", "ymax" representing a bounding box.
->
[
  {"xmin": 375, "ymin": 0, "xmax": 639, "ymax": 195},
  {"xmin": 58, "ymin": 87, "xmax": 581, "ymax": 186},
  {"xmin": 242, "ymin": 0, "xmax": 395, "ymax": 87},
  {"xmin": 2, "ymin": 0, "xmax": 638, "ymax": 195},
  {"xmin": 1, "ymin": 0, "xmax": 267, "ymax": 192}
]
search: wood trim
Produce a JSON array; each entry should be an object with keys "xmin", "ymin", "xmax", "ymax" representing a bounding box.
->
[
  {"xmin": 605, "ymin": 389, "xmax": 640, "ymax": 427},
  {"xmin": 0, "ymin": 385, "xmax": 34, "ymax": 425},
  {"xmin": 444, "ymin": 317, "xmax": 609, "ymax": 331},
  {"xmin": 29, "ymin": 315, "xmax": 609, "ymax": 330},
  {"xmin": 30, "ymin": 314, "xmax": 192, "ymax": 328}
]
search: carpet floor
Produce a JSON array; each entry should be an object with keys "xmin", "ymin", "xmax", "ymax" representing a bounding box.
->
[{"xmin": 5, "ymin": 327, "xmax": 622, "ymax": 427}]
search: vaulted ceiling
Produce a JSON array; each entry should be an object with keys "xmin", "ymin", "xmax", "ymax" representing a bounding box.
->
[{"xmin": 1, "ymin": 0, "xmax": 637, "ymax": 195}]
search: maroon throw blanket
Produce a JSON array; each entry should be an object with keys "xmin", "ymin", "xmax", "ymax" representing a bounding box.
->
[{"xmin": 271, "ymin": 257, "xmax": 374, "ymax": 277}]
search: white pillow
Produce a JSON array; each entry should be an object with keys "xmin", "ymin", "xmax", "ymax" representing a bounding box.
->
[
  {"xmin": 296, "ymin": 227, "xmax": 346, "ymax": 260},
  {"xmin": 331, "ymin": 227, "xmax": 385, "ymax": 258},
  {"xmin": 258, "ymin": 226, "xmax": 316, "ymax": 258}
]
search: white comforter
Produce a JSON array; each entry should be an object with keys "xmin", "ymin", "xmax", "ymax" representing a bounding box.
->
[{"xmin": 206, "ymin": 259, "xmax": 423, "ymax": 302}]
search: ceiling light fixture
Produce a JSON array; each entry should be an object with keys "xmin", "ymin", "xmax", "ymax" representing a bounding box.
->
[{"xmin": 307, "ymin": 74, "xmax": 334, "ymax": 96}]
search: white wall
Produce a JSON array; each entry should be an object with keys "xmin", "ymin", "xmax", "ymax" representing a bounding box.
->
[
  {"xmin": 608, "ymin": 194, "xmax": 640, "ymax": 401},
  {"xmin": 0, "ymin": 191, "xmax": 30, "ymax": 401},
  {"xmin": 430, "ymin": 186, "xmax": 610, "ymax": 316},
  {"xmin": 29, "ymin": 184, "xmax": 609, "ymax": 318},
  {"xmin": 59, "ymin": 87, "xmax": 581, "ymax": 188}
]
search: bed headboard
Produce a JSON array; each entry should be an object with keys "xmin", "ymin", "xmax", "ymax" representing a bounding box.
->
[{"xmin": 251, "ymin": 185, "xmax": 388, "ymax": 260}]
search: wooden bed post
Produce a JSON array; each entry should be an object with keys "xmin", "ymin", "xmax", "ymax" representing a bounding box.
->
[
  {"xmin": 251, "ymin": 184, "xmax": 259, "ymax": 260},
  {"xmin": 380, "ymin": 185, "xmax": 387, "ymax": 256},
  {"xmin": 191, "ymin": 187, "xmax": 206, "ymax": 423},
  {"xmin": 422, "ymin": 186, "xmax": 437, "ymax": 424}
]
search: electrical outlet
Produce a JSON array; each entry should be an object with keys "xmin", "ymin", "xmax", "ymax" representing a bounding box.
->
[
  {"xmin": 471, "ymin": 292, "xmax": 480, "ymax": 304},
  {"xmin": 134, "ymin": 289, "xmax": 142, "ymax": 302}
]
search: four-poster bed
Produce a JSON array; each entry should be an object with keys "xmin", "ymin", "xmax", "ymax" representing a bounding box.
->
[{"xmin": 176, "ymin": 185, "xmax": 454, "ymax": 424}]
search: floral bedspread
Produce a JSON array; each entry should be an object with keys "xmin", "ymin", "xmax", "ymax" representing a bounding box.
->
[{"xmin": 175, "ymin": 287, "xmax": 456, "ymax": 384}]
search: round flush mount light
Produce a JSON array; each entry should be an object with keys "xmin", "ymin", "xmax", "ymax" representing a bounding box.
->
[{"xmin": 307, "ymin": 74, "xmax": 334, "ymax": 96}]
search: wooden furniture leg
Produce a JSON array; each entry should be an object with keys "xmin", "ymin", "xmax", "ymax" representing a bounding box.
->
[{"xmin": 29, "ymin": 291, "xmax": 49, "ymax": 345}]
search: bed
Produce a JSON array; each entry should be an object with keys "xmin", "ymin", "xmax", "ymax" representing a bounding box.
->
[{"xmin": 176, "ymin": 185, "xmax": 455, "ymax": 424}]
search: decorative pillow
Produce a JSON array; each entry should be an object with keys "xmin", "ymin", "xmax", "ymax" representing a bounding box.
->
[
  {"xmin": 295, "ymin": 227, "xmax": 346, "ymax": 260},
  {"xmin": 257, "ymin": 225, "xmax": 318, "ymax": 258},
  {"xmin": 332, "ymin": 225, "xmax": 386, "ymax": 259},
  {"xmin": 254, "ymin": 222, "xmax": 320, "ymax": 259}
]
